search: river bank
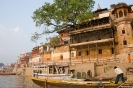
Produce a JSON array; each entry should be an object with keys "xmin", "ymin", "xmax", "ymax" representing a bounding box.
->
[
  {"xmin": 16, "ymin": 63, "xmax": 132, "ymax": 88},
  {"xmin": 16, "ymin": 63, "xmax": 133, "ymax": 79}
]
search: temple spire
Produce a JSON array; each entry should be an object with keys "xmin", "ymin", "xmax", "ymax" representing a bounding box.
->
[{"xmin": 97, "ymin": 4, "xmax": 101, "ymax": 10}]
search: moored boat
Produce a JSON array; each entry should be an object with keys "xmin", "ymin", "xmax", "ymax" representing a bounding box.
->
[
  {"xmin": 30, "ymin": 77, "xmax": 133, "ymax": 88},
  {"xmin": 0, "ymin": 66, "xmax": 16, "ymax": 75},
  {"xmin": 0, "ymin": 72, "xmax": 16, "ymax": 75},
  {"xmin": 32, "ymin": 62, "xmax": 72, "ymax": 80}
]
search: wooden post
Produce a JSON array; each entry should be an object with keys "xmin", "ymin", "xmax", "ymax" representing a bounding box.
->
[
  {"xmin": 69, "ymin": 46, "xmax": 71, "ymax": 66},
  {"xmin": 81, "ymin": 45, "xmax": 83, "ymax": 63},
  {"xmin": 68, "ymin": 30, "xmax": 72, "ymax": 74},
  {"xmin": 88, "ymin": 44, "xmax": 90, "ymax": 62},
  {"xmin": 96, "ymin": 43, "xmax": 98, "ymax": 63}
]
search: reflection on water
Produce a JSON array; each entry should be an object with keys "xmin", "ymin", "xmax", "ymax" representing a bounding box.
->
[{"xmin": 0, "ymin": 75, "xmax": 42, "ymax": 88}]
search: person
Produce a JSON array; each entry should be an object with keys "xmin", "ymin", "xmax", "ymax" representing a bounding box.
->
[
  {"xmin": 62, "ymin": 67, "xmax": 65, "ymax": 74},
  {"xmin": 127, "ymin": 54, "xmax": 131, "ymax": 63},
  {"xmin": 114, "ymin": 66, "xmax": 125, "ymax": 84}
]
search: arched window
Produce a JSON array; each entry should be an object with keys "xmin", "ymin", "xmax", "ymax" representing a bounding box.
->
[
  {"xmin": 124, "ymin": 10, "xmax": 127, "ymax": 16},
  {"xmin": 119, "ymin": 11, "xmax": 123, "ymax": 17}
]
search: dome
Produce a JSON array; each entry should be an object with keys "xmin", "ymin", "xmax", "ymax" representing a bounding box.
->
[
  {"xmin": 115, "ymin": 2, "xmax": 127, "ymax": 9},
  {"xmin": 112, "ymin": 2, "xmax": 129, "ymax": 14}
]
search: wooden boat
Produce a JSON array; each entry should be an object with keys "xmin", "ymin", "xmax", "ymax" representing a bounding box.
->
[
  {"xmin": 30, "ymin": 77, "xmax": 133, "ymax": 88},
  {"xmin": 0, "ymin": 72, "xmax": 16, "ymax": 75}
]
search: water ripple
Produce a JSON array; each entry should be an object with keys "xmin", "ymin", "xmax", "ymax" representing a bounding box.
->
[{"xmin": 0, "ymin": 75, "xmax": 42, "ymax": 88}]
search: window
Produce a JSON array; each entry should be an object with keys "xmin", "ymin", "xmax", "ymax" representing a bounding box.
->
[
  {"xmin": 111, "ymin": 48, "xmax": 114, "ymax": 54},
  {"xmin": 86, "ymin": 51, "xmax": 89, "ymax": 55},
  {"xmin": 60, "ymin": 55, "xmax": 63, "ymax": 60},
  {"xmin": 64, "ymin": 41, "xmax": 68, "ymax": 44},
  {"xmin": 122, "ymin": 29, "xmax": 125, "ymax": 34},
  {"xmin": 98, "ymin": 49, "xmax": 102, "ymax": 54},
  {"xmin": 124, "ymin": 10, "xmax": 127, "ymax": 16},
  {"xmin": 61, "ymin": 33, "xmax": 63, "ymax": 37},
  {"xmin": 71, "ymin": 52, "xmax": 74, "ymax": 57},
  {"xmin": 78, "ymin": 52, "xmax": 82, "ymax": 56},
  {"xmin": 119, "ymin": 11, "xmax": 123, "ymax": 17},
  {"xmin": 123, "ymin": 40, "xmax": 127, "ymax": 45}
]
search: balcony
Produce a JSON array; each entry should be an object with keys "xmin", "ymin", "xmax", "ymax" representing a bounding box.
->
[{"xmin": 70, "ymin": 38, "xmax": 114, "ymax": 47}]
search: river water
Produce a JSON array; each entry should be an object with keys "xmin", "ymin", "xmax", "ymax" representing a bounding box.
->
[{"xmin": 0, "ymin": 75, "xmax": 42, "ymax": 88}]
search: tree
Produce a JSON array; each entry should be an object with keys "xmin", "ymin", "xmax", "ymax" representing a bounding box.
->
[
  {"xmin": 31, "ymin": 0, "xmax": 95, "ymax": 42},
  {"xmin": 49, "ymin": 35, "xmax": 60, "ymax": 48}
]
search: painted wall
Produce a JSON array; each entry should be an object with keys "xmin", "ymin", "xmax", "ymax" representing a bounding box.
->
[{"xmin": 51, "ymin": 45, "xmax": 76, "ymax": 61}]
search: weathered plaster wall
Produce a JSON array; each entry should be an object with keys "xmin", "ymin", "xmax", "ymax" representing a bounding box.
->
[
  {"xmin": 76, "ymin": 45, "xmax": 115, "ymax": 63},
  {"xmin": 51, "ymin": 46, "xmax": 76, "ymax": 61},
  {"xmin": 42, "ymin": 52, "xmax": 51, "ymax": 62},
  {"xmin": 74, "ymin": 63, "xmax": 96, "ymax": 78}
]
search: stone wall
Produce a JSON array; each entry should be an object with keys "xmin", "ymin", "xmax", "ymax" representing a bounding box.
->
[
  {"xmin": 54, "ymin": 46, "xmax": 69, "ymax": 53},
  {"xmin": 24, "ymin": 67, "xmax": 33, "ymax": 76},
  {"xmin": 74, "ymin": 63, "xmax": 96, "ymax": 79},
  {"xmin": 52, "ymin": 45, "xmax": 76, "ymax": 61},
  {"xmin": 42, "ymin": 52, "xmax": 51, "ymax": 62},
  {"xmin": 20, "ymin": 67, "xmax": 33, "ymax": 76},
  {"xmin": 97, "ymin": 63, "xmax": 133, "ymax": 78}
]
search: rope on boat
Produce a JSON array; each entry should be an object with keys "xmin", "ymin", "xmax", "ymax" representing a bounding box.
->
[
  {"xmin": 45, "ymin": 78, "xmax": 47, "ymax": 88},
  {"xmin": 117, "ymin": 77, "xmax": 133, "ymax": 88}
]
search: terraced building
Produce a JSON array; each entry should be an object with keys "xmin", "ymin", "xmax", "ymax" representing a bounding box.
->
[{"xmin": 69, "ymin": 2, "xmax": 133, "ymax": 64}]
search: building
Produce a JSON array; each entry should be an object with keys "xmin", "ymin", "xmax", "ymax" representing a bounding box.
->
[
  {"xmin": 39, "ymin": 43, "xmax": 51, "ymax": 62},
  {"xmin": 19, "ymin": 52, "xmax": 31, "ymax": 67},
  {"xmin": 68, "ymin": 2, "xmax": 133, "ymax": 64},
  {"xmin": 30, "ymin": 46, "xmax": 40, "ymax": 65},
  {"xmin": 35, "ymin": 2, "xmax": 133, "ymax": 65}
]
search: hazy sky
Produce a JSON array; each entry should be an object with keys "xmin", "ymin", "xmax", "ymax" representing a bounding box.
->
[{"xmin": 0, "ymin": 0, "xmax": 132, "ymax": 65}]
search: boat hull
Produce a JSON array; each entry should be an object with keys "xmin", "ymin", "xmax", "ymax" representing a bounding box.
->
[
  {"xmin": 0, "ymin": 73, "xmax": 16, "ymax": 75},
  {"xmin": 30, "ymin": 77, "xmax": 133, "ymax": 88}
]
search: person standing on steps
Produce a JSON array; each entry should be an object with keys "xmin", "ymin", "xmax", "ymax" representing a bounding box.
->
[
  {"xmin": 127, "ymin": 54, "xmax": 131, "ymax": 63},
  {"xmin": 114, "ymin": 66, "xmax": 125, "ymax": 84}
]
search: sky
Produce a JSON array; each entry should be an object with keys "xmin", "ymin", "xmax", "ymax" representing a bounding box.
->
[{"xmin": 0, "ymin": 0, "xmax": 132, "ymax": 65}]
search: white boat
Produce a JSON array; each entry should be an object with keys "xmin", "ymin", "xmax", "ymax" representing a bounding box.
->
[{"xmin": 32, "ymin": 62, "xmax": 73, "ymax": 80}]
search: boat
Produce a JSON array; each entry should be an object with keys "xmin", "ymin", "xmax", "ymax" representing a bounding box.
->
[
  {"xmin": 30, "ymin": 77, "xmax": 133, "ymax": 88},
  {"xmin": 30, "ymin": 62, "xmax": 133, "ymax": 88},
  {"xmin": 0, "ymin": 69, "xmax": 16, "ymax": 75},
  {"xmin": 32, "ymin": 62, "xmax": 73, "ymax": 80},
  {"xmin": 0, "ymin": 72, "xmax": 16, "ymax": 75}
]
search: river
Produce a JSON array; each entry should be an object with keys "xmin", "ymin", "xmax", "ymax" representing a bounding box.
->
[{"xmin": 0, "ymin": 75, "xmax": 42, "ymax": 88}]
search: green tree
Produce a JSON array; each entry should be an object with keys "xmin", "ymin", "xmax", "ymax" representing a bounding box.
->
[
  {"xmin": 49, "ymin": 36, "xmax": 60, "ymax": 48},
  {"xmin": 31, "ymin": 0, "xmax": 95, "ymax": 41}
]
